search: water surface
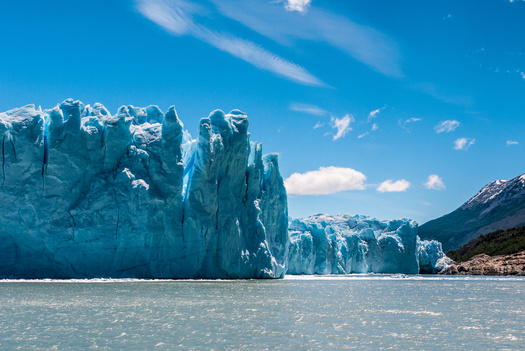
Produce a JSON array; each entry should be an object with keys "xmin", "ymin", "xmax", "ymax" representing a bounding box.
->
[{"xmin": 1, "ymin": 275, "xmax": 523, "ymax": 350}]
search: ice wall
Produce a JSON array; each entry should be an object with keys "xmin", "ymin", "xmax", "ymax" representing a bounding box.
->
[
  {"xmin": 287, "ymin": 214, "xmax": 448, "ymax": 274},
  {"xmin": 417, "ymin": 240, "xmax": 453, "ymax": 274},
  {"xmin": 0, "ymin": 100, "xmax": 288, "ymax": 279}
]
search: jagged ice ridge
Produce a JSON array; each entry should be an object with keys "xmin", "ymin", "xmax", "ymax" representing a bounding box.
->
[
  {"xmin": 0, "ymin": 100, "xmax": 448, "ymax": 279},
  {"xmin": 0, "ymin": 100, "xmax": 288, "ymax": 279},
  {"xmin": 287, "ymin": 214, "xmax": 450, "ymax": 275}
]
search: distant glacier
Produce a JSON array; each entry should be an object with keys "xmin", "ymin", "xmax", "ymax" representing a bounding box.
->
[
  {"xmin": 288, "ymin": 214, "xmax": 451, "ymax": 275},
  {"xmin": 0, "ymin": 100, "xmax": 447, "ymax": 279}
]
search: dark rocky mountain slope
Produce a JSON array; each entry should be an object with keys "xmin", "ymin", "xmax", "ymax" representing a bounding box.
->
[
  {"xmin": 447, "ymin": 226, "xmax": 525, "ymax": 262},
  {"xmin": 419, "ymin": 173, "xmax": 525, "ymax": 252}
]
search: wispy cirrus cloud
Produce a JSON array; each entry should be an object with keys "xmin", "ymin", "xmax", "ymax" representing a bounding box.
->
[
  {"xmin": 435, "ymin": 120, "xmax": 460, "ymax": 133},
  {"xmin": 135, "ymin": 0, "xmax": 325, "ymax": 86},
  {"xmin": 404, "ymin": 117, "xmax": 422, "ymax": 124},
  {"xmin": 209, "ymin": 0, "xmax": 402, "ymax": 77},
  {"xmin": 367, "ymin": 106, "xmax": 386, "ymax": 122},
  {"xmin": 424, "ymin": 174, "xmax": 446, "ymax": 190},
  {"xmin": 506, "ymin": 140, "xmax": 519, "ymax": 146},
  {"xmin": 454, "ymin": 138, "xmax": 475, "ymax": 150},
  {"xmin": 358, "ymin": 123, "xmax": 378, "ymax": 139},
  {"xmin": 195, "ymin": 28, "xmax": 324, "ymax": 86},
  {"xmin": 136, "ymin": 0, "xmax": 197, "ymax": 35},
  {"xmin": 289, "ymin": 102, "xmax": 328, "ymax": 116},
  {"xmin": 376, "ymin": 179, "xmax": 410, "ymax": 193},
  {"xmin": 412, "ymin": 82, "xmax": 473, "ymax": 106},
  {"xmin": 331, "ymin": 114, "xmax": 354, "ymax": 140},
  {"xmin": 398, "ymin": 117, "xmax": 422, "ymax": 131},
  {"xmin": 284, "ymin": 166, "xmax": 366, "ymax": 195}
]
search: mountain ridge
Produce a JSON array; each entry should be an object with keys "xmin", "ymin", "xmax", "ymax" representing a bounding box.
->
[{"xmin": 419, "ymin": 172, "xmax": 525, "ymax": 252}]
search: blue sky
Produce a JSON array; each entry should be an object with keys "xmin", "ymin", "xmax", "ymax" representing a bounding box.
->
[{"xmin": 1, "ymin": 0, "xmax": 524, "ymax": 224}]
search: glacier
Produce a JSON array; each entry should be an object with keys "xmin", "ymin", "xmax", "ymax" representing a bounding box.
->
[
  {"xmin": 286, "ymin": 214, "xmax": 450, "ymax": 275},
  {"xmin": 417, "ymin": 239, "xmax": 454, "ymax": 274},
  {"xmin": 0, "ymin": 100, "xmax": 288, "ymax": 279},
  {"xmin": 0, "ymin": 100, "xmax": 449, "ymax": 279}
]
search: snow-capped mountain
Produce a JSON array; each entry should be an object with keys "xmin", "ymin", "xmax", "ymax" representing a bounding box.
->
[
  {"xmin": 419, "ymin": 173, "xmax": 525, "ymax": 252},
  {"xmin": 462, "ymin": 175, "xmax": 525, "ymax": 211}
]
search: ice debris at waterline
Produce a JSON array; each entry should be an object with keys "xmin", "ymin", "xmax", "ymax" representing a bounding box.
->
[
  {"xmin": 287, "ymin": 214, "xmax": 451, "ymax": 275},
  {"xmin": 0, "ymin": 100, "xmax": 288, "ymax": 279}
]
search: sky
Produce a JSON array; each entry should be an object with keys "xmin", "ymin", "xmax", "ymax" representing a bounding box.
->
[{"xmin": 1, "ymin": 0, "xmax": 524, "ymax": 224}]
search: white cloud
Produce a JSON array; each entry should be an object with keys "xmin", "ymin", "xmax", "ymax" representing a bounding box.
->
[
  {"xmin": 398, "ymin": 117, "xmax": 422, "ymax": 131},
  {"xmin": 506, "ymin": 140, "xmax": 519, "ymax": 146},
  {"xmin": 435, "ymin": 120, "xmax": 460, "ymax": 133},
  {"xmin": 510, "ymin": 69, "xmax": 525, "ymax": 79},
  {"xmin": 195, "ymin": 28, "xmax": 325, "ymax": 86},
  {"xmin": 281, "ymin": 0, "xmax": 311, "ymax": 13},
  {"xmin": 367, "ymin": 107, "xmax": 385, "ymax": 122},
  {"xmin": 368, "ymin": 108, "xmax": 381, "ymax": 121},
  {"xmin": 289, "ymin": 102, "xmax": 328, "ymax": 116},
  {"xmin": 284, "ymin": 166, "xmax": 366, "ymax": 195},
  {"xmin": 313, "ymin": 121, "xmax": 323, "ymax": 129},
  {"xmin": 376, "ymin": 179, "xmax": 411, "ymax": 193},
  {"xmin": 424, "ymin": 174, "xmax": 446, "ymax": 190},
  {"xmin": 359, "ymin": 123, "xmax": 377, "ymax": 138},
  {"xmin": 331, "ymin": 114, "xmax": 354, "ymax": 140},
  {"xmin": 209, "ymin": 0, "xmax": 402, "ymax": 77},
  {"xmin": 136, "ymin": 0, "xmax": 196, "ymax": 35},
  {"xmin": 135, "ymin": 0, "xmax": 324, "ymax": 86},
  {"xmin": 454, "ymin": 138, "xmax": 475, "ymax": 150}
]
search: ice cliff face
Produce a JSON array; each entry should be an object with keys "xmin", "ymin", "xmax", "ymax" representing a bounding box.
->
[
  {"xmin": 0, "ymin": 100, "xmax": 288, "ymax": 279},
  {"xmin": 287, "ymin": 214, "xmax": 448, "ymax": 274},
  {"xmin": 417, "ymin": 240, "xmax": 453, "ymax": 274}
]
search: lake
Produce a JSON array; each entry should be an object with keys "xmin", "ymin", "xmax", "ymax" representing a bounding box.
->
[{"xmin": 0, "ymin": 275, "xmax": 523, "ymax": 350}]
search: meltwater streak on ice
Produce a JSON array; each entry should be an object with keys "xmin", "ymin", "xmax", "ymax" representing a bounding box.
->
[
  {"xmin": 0, "ymin": 100, "xmax": 288, "ymax": 279},
  {"xmin": 0, "ymin": 277, "xmax": 523, "ymax": 350}
]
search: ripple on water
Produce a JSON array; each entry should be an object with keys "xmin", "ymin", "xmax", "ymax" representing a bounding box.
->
[{"xmin": 0, "ymin": 276, "xmax": 523, "ymax": 350}]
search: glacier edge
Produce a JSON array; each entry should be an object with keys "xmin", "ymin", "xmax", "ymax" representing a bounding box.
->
[
  {"xmin": 0, "ymin": 100, "xmax": 288, "ymax": 279},
  {"xmin": 286, "ymin": 214, "xmax": 451, "ymax": 275},
  {"xmin": 0, "ymin": 100, "xmax": 449, "ymax": 279}
]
